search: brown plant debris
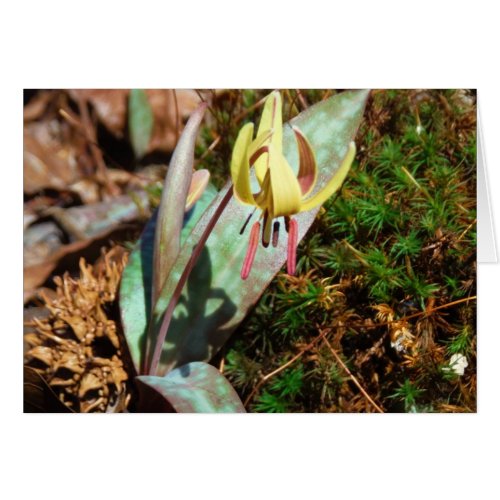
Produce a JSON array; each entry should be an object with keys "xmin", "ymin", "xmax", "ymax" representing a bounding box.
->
[{"xmin": 24, "ymin": 247, "xmax": 130, "ymax": 412}]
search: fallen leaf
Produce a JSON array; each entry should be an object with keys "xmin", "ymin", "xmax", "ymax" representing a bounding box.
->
[
  {"xmin": 68, "ymin": 89, "xmax": 129, "ymax": 138},
  {"xmin": 23, "ymin": 90, "xmax": 54, "ymax": 122},
  {"xmin": 24, "ymin": 221, "xmax": 64, "ymax": 267},
  {"xmin": 145, "ymin": 89, "xmax": 203, "ymax": 153},
  {"xmin": 23, "ymin": 131, "xmax": 81, "ymax": 194},
  {"xmin": 23, "ymin": 210, "xmax": 37, "ymax": 230},
  {"xmin": 23, "ymin": 189, "xmax": 150, "ymax": 298},
  {"xmin": 24, "ymin": 227, "xmax": 134, "ymax": 300},
  {"xmin": 24, "ymin": 237, "xmax": 97, "ymax": 295},
  {"xmin": 68, "ymin": 178, "xmax": 101, "ymax": 204},
  {"xmin": 47, "ymin": 190, "xmax": 150, "ymax": 241},
  {"xmin": 69, "ymin": 89, "xmax": 208, "ymax": 153}
]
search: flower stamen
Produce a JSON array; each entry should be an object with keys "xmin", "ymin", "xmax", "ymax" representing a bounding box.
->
[
  {"xmin": 262, "ymin": 211, "xmax": 272, "ymax": 248},
  {"xmin": 272, "ymin": 221, "xmax": 280, "ymax": 247},
  {"xmin": 230, "ymin": 91, "xmax": 356, "ymax": 280},
  {"xmin": 241, "ymin": 221, "xmax": 261, "ymax": 280},
  {"xmin": 287, "ymin": 217, "xmax": 298, "ymax": 275},
  {"xmin": 239, "ymin": 208, "xmax": 256, "ymax": 235}
]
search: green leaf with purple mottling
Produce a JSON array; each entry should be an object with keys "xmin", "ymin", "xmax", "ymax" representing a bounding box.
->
[
  {"xmin": 136, "ymin": 362, "xmax": 246, "ymax": 413},
  {"xmin": 152, "ymin": 104, "xmax": 207, "ymax": 307},
  {"xmin": 149, "ymin": 90, "xmax": 370, "ymax": 376},
  {"xmin": 120, "ymin": 183, "xmax": 218, "ymax": 374}
]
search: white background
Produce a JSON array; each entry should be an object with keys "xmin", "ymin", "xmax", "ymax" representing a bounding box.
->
[{"xmin": 3, "ymin": 1, "xmax": 498, "ymax": 499}]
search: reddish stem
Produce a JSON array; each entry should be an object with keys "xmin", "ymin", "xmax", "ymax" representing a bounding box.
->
[{"xmin": 147, "ymin": 186, "xmax": 233, "ymax": 375}]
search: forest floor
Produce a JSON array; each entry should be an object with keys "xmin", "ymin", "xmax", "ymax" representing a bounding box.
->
[{"xmin": 24, "ymin": 89, "xmax": 476, "ymax": 413}]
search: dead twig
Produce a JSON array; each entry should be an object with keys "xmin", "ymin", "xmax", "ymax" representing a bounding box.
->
[
  {"xmin": 322, "ymin": 335, "xmax": 384, "ymax": 413},
  {"xmin": 74, "ymin": 94, "xmax": 119, "ymax": 197},
  {"xmin": 59, "ymin": 107, "xmax": 128, "ymax": 174},
  {"xmin": 364, "ymin": 296, "xmax": 477, "ymax": 330},
  {"xmin": 233, "ymin": 94, "xmax": 268, "ymax": 124},
  {"xmin": 294, "ymin": 89, "xmax": 309, "ymax": 111},
  {"xmin": 194, "ymin": 135, "xmax": 221, "ymax": 167},
  {"xmin": 243, "ymin": 328, "xmax": 330, "ymax": 408},
  {"xmin": 194, "ymin": 91, "xmax": 268, "ymax": 167},
  {"xmin": 194, "ymin": 90, "xmax": 218, "ymax": 122}
]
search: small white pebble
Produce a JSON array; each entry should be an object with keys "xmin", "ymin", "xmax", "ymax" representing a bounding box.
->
[{"xmin": 445, "ymin": 353, "xmax": 468, "ymax": 376}]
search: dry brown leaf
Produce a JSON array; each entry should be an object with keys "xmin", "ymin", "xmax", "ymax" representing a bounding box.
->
[
  {"xmin": 24, "ymin": 188, "xmax": 149, "ymax": 298},
  {"xmin": 146, "ymin": 89, "xmax": 202, "ymax": 153},
  {"xmin": 23, "ymin": 91, "xmax": 54, "ymax": 122},
  {"xmin": 24, "ymin": 238, "xmax": 97, "ymax": 296},
  {"xmin": 69, "ymin": 89, "xmax": 205, "ymax": 152},
  {"xmin": 23, "ymin": 210, "xmax": 37, "ymax": 230},
  {"xmin": 24, "ymin": 222, "xmax": 64, "ymax": 267},
  {"xmin": 69, "ymin": 178, "xmax": 101, "ymax": 204},
  {"xmin": 24, "ymin": 131, "xmax": 81, "ymax": 194},
  {"xmin": 68, "ymin": 89, "xmax": 129, "ymax": 138}
]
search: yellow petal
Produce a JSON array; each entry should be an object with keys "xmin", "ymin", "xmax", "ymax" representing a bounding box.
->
[
  {"xmin": 248, "ymin": 128, "xmax": 273, "ymax": 189},
  {"xmin": 248, "ymin": 129, "xmax": 273, "ymax": 164},
  {"xmin": 254, "ymin": 168, "xmax": 271, "ymax": 210},
  {"xmin": 230, "ymin": 122, "xmax": 256, "ymax": 205},
  {"xmin": 299, "ymin": 141, "xmax": 356, "ymax": 212},
  {"xmin": 293, "ymin": 126, "xmax": 318, "ymax": 197},
  {"xmin": 268, "ymin": 144, "xmax": 301, "ymax": 218},
  {"xmin": 255, "ymin": 91, "xmax": 283, "ymax": 184}
]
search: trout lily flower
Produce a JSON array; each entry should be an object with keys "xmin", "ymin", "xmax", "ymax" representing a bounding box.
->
[{"xmin": 230, "ymin": 91, "xmax": 356, "ymax": 279}]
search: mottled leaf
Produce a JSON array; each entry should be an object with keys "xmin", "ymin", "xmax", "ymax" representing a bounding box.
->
[
  {"xmin": 136, "ymin": 362, "xmax": 246, "ymax": 413},
  {"xmin": 120, "ymin": 183, "xmax": 218, "ymax": 374},
  {"xmin": 150, "ymin": 90, "xmax": 370, "ymax": 375},
  {"xmin": 129, "ymin": 89, "xmax": 154, "ymax": 158},
  {"xmin": 23, "ymin": 131, "xmax": 81, "ymax": 194},
  {"xmin": 153, "ymin": 103, "xmax": 207, "ymax": 306}
]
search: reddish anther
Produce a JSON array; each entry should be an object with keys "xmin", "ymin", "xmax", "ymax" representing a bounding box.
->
[
  {"xmin": 241, "ymin": 221, "xmax": 261, "ymax": 280},
  {"xmin": 287, "ymin": 217, "xmax": 298, "ymax": 275},
  {"xmin": 272, "ymin": 221, "xmax": 280, "ymax": 248}
]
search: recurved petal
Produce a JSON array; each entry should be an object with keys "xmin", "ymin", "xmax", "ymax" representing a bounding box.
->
[
  {"xmin": 299, "ymin": 141, "xmax": 356, "ymax": 212},
  {"xmin": 293, "ymin": 126, "xmax": 318, "ymax": 197},
  {"xmin": 249, "ymin": 129, "xmax": 274, "ymax": 162},
  {"xmin": 268, "ymin": 144, "xmax": 302, "ymax": 218},
  {"xmin": 230, "ymin": 122, "xmax": 256, "ymax": 205},
  {"xmin": 254, "ymin": 168, "xmax": 271, "ymax": 210},
  {"xmin": 255, "ymin": 91, "xmax": 283, "ymax": 184}
]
